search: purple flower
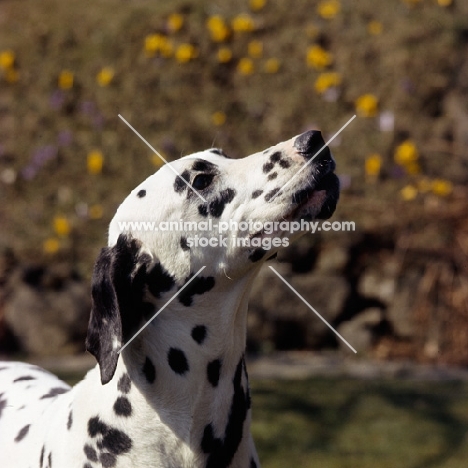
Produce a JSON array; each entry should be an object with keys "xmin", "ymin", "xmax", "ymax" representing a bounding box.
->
[
  {"xmin": 80, "ymin": 100, "xmax": 96, "ymax": 116},
  {"xmin": 390, "ymin": 165, "xmax": 405, "ymax": 179},
  {"xmin": 50, "ymin": 90, "xmax": 65, "ymax": 110},
  {"xmin": 21, "ymin": 165, "xmax": 37, "ymax": 180},
  {"xmin": 32, "ymin": 145, "xmax": 58, "ymax": 167},
  {"xmin": 57, "ymin": 130, "xmax": 73, "ymax": 146}
]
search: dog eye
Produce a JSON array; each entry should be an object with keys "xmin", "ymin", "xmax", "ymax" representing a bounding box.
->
[{"xmin": 192, "ymin": 174, "xmax": 214, "ymax": 190}]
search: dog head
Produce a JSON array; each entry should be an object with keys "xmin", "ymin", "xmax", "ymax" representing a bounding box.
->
[{"xmin": 87, "ymin": 130, "xmax": 339, "ymax": 383}]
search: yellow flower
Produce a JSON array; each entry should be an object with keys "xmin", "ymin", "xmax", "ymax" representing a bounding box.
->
[
  {"xmin": 264, "ymin": 58, "xmax": 280, "ymax": 74},
  {"xmin": 237, "ymin": 57, "xmax": 254, "ymax": 75},
  {"xmin": 53, "ymin": 216, "xmax": 71, "ymax": 237},
  {"xmin": 431, "ymin": 179, "xmax": 453, "ymax": 197},
  {"xmin": 151, "ymin": 154, "xmax": 165, "ymax": 168},
  {"xmin": 306, "ymin": 45, "xmax": 333, "ymax": 70},
  {"xmin": 250, "ymin": 0, "xmax": 267, "ymax": 11},
  {"xmin": 87, "ymin": 150, "xmax": 104, "ymax": 175},
  {"xmin": 437, "ymin": 0, "xmax": 452, "ymax": 5},
  {"xmin": 248, "ymin": 40, "xmax": 263, "ymax": 59},
  {"xmin": 232, "ymin": 14, "xmax": 255, "ymax": 33},
  {"xmin": 0, "ymin": 50, "xmax": 15, "ymax": 69},
  {"xmin": 89, "ymin": 204, "xmax": 104, "ymax": 220},
  {"xmin": 314, "ymin": 72, "xmax": 342, "ymax": 94},
  {"xmin": 317, "ymin": 0, "xmax": 341, "ymax": 19},
  {"xmin": 355, "ymin": 94, "xmax": 378, "ymax": 117},
  {"xmin": 400, "ymin": 185, "xmax": 418, "ymax": 201},
  {"xmin": 217, "ymin": 47, "xmax": 233, "ymax": 63},
  {"xmin": 175, "ymin": 43, "xmax": 198, "ymax": 63},
  {"xmin": 4, "ymin": 68, "xmax": 19, "ymax": 83},
  {"xmin": 365, "ymin": 154, "xmax": 382, "ymax": 177},
  {"xmin": 43, "ymin": 238, "xmax": 60, "ymax": 254},
  {"xmin": 167, "ymin": 13, "xmax": 184, "ymax": 33},
  {"xmin": 394, "ymin": 140, "xmax": 419, "ymax": 165},
  {"xmin": 96, "ymin": 67, "xmax": 115, "ymax": 87},
  {"xmin": 58, "ymin": 70, "xmax": 74, "ymax": 89},
  {"xmin": 367, "ymin": 20, "xmax": 383, "ymax": 35},
  {"xmin": 212, "ymin": 111, "xmax": 227, "ymax": 126},
  {"xmin": 206, "ymin": 16, "xmax": 230, "ymax": 42},
  {"xmin": 144, "ymin": 34, "xmax": 173, "ymax": 57}
]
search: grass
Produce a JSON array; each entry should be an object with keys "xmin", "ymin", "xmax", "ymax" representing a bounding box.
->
[{"xmin": 251, "ymin": 378, "xmax": 468, "ymax": 468}]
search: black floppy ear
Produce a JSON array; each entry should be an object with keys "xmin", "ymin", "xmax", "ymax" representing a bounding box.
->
[{"xmin": 86, "ymin": 234, "xmax": 149, "ymax": 385}]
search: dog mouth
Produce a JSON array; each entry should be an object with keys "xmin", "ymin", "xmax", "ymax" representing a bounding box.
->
[{"xmin": 289, "ymin": 171, "xmax": 340, "ymax": 221}]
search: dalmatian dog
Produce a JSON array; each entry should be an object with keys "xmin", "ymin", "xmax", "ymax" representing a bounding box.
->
[{"xmin": 0, "ymin": 129, "xmax": 339, "ymax": 468}]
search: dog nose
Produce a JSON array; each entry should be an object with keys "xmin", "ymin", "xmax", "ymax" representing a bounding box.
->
[{"xmin": 294, "ymin": 130, "xmax": 331, "ymax": 162}]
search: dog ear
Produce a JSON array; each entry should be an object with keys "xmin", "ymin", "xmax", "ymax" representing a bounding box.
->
[{"xmin": 86, "ymin": 234, "xmax": 149, "ymax": 385}]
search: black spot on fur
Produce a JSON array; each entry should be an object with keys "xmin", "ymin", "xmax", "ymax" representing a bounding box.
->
[
  {"xmin": 180, "ymin": 236, "xmax": 190, "ymax": 251},
  {"xmin": 198, "ymin": 188, "xmax": 236, "ymax": 218},
  {"xmin": 264, "ymin": 187, "xmax": 280, "ymax": 202},
  {"xmin": 88, "ymin": 416, "xmax": 107, "ymax": 437},
  {"xmin": 174, "ymin": 169, "xmax": 190, "ymax": 193},
  {"xmin": 84, "ymin": 444, "xmax": 98, "ymax": 462},
  {"xmin": 100, "ymin": 452, "xmax": 117, "ymax": 467},
  {"xmin": 13, "ymin": 375, "xmax": 36, "ymax": 382},
  {"xmin": 249, "ymin": 248, "xmax": 267, "ymax": 262},
  {"xmin": 40, "ymin": 445, "xmax": 45, "ymax": 466},
  {"xmin": 207, "ymin": 359, "xmax": 222, "ymax": 387},
  {"xmin": 142, "ymin": 357, "xmax": 156, "ymax": 384},
  {"xmin": 251, "ymin": 190, "xmax": 263, "ymax": 199},
  {"xmin": 250, "ymin": 459, "xmax": 258, "ymax": 468},
  {"xmin": 40, "ymin": 387, "xmax": 69, "ymax": 399},
  {"xmin": 117, "ymin": 374, "xmax": 131, "ymax": 394},
  {"xmin": 146, "ymin": 263, "xmax": 175, "ymax": 298},
  {"xmin": 84, "ymin": 464, "xmax": 93, "ymax": 468},
  {"xmin": 267, "ymin": 172, "xmax": 278, "ymax": 181},
  {"xmin": 191, "ymin": 325, "xmax": 207, "ymax": 344},
  {"xmin": 0, "ymin": 393, "xmax": 7, "ymax": 419},
  {"xmin": 192, "ymin": 160, "xmax": 218, "ymax": 172},
  {"xmin": 279, "ymin": 159, "xmax": 291, "ymax": 169},
  {"xmin": 48, "ymin": 452, "xmax": 52, "ymax": 468},
  {"xmin": 67, "ymin": 410, "xmax": 73, "ymax": 430},
  {"xmin": 198, "ymin": 204, "xmax": 209, "ymax": 217},
  {"xmin": 178, "ymin": 275, "xmax": 215, "ymax": 306},
  {"xmin": 137, "ymin": 189, "xmax": 146, "ymax": 198},
  {"xmin": 14, "ymin": 424, "xmax": 30, "ymax": 442},
  {"xmin": 113, "ymin": 397, "xmax": 132, "ymax": 417},
  {"xmin": 87, "ymin": 416, "xmax": 132, "ymax": 455},
  {"xmin": 168, "ymin": 348, "xmax": 189, "ymax": 375},
  {"xmin": 202, "ymin": 357, "xmax": 250, "ymax": 468},
  {"xmin": 262, "ymin": 162, "xmax": 274, "ymax": 173},
  {"xmin": 270, "ymin": 151, "xmax": 282, "ymax": 162},
  {"xmin": 102, "ymin": 428, "xmax": 132, "ymax": 455},
  {"xmin": 210, "ymin": 148, "xmax": 229, "ymax": 158}
]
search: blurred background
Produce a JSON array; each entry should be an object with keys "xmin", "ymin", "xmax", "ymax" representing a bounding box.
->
[{"xmin": 1, "ymin": 0, "xmax": 468, "ymax": 466}]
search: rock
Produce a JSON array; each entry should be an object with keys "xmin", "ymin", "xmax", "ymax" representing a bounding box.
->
[
  {"xmin": 358, "ymin": 255, "xmax": 399, "ymax": 304},
  {"xmin": 3, "ymin": 264, "xmax": 90, "ymax": 356},
  {"xmin": 337, "ymin": 308, "xmax": 383, "ymax": 353},
  {"xmin": 249, "ymin": 264, "xmax": 349, "ymax": 349}
]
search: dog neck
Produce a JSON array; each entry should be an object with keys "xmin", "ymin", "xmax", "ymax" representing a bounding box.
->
[{"xmin": 83, "ymin": 269, "xmax": 260, "ymax": 467}]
